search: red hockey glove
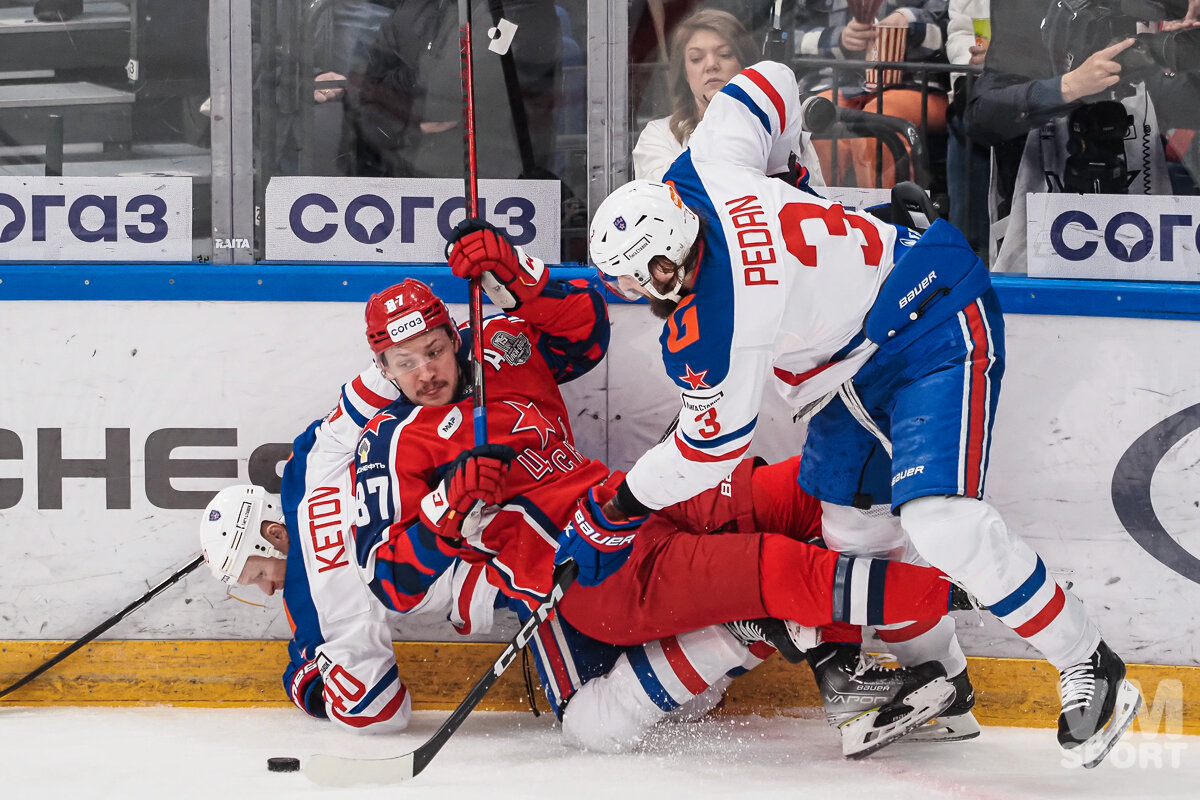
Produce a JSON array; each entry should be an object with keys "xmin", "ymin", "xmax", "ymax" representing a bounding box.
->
[
  {"xmin": 420, "ymin": 444, "xmax": 517, "ymax": 544},
  {"xmin": 554, "ymin": 484, "xmax": 648, "ymax": 587},
  {"xmin": 446, "ymin": 217, "xmax": 547, "ymax": 310}
]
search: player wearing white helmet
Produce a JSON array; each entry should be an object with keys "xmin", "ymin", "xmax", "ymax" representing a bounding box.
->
[
  {"xmin": 196, "ymin": 364, "xmax": 500, "ymax": 735},
  {"xmin": 583, "ymin": 59, "xmax": 1141, "ymax": 766},
  {"xmin": 199, "ymin": 484, "xmax": 287, "ymax": 593},
  {"xmin": 589, "ymin": 180, "xmax": 699, "ymax": 313}
]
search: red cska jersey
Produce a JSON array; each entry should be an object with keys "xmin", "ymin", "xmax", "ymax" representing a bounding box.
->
[{"xmin": 353, "ymin": 281, "xmax": 611, "ymax": 606}]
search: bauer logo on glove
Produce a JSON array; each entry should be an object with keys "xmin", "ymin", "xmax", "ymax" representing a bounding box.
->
[
  {"xmin": 568, "ymin": 508, "xmax": 636, "ymax": 551},
  {"xmin": 554, "ymin": 485, "xmax": 647, "ymax": 587}
]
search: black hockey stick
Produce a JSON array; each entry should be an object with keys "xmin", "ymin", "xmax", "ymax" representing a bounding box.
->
[
  {"xmin": 305, "ymin": 559, "xmax": 579, "ymax": 787},
  {"xmin": 0, "ymin": 554, "xmax": 205, "ymax": 700}
]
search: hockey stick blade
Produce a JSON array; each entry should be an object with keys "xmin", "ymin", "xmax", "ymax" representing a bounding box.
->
[
  {"xmin": 305, "ymin": 752, "xmax": 415, "ymax": 787},
  {"xmin": 304, "ymin": 560, "xmax": 579, "ymax": 786}
]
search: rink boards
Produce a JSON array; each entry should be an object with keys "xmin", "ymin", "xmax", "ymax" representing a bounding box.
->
[{"xmin": 1, "ymin": 266, "xmax": 1199, "ymax": 725}]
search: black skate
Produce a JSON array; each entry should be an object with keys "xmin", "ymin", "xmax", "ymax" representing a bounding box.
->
[
  {"xmin": 808, "ymin": 643, "xmax": 921, "ymax": 724},
  {"xmin": 723, "ymin": 618, "xmax": 817, "ymax": 664},
  {"xmin": 904, "ymin": 668, "xmax": 981, "ymax": 742},
  {"xmin": 838, "ymin": 661, "xmax": 955, "ymax": 758},
  {"xmin": 807, "ymin": 643, "xmax": 955, "ymax": 757},
  {"xmin": 1057, "ymin": 640, "xmax": 1142, "ymax": 768}
]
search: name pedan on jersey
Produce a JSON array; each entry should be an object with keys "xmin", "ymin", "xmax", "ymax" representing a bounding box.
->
[{"xmin": 623, "ymin": 61, "xmax": 906, "ymax": 511}]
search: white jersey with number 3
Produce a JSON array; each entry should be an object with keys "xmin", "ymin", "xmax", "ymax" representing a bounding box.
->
[{"xmin": 623, "ymin": 61, "xmax": 900, "ymax": 510}]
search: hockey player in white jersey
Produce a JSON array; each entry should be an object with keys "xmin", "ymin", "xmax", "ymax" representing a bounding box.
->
[
  {"xmin": 585, "ymin": 60, "xmax": 1141, "ymax": 767},
  {"xmin": 198, "ymin": 364, "xmax": 499, "ymax": 733}
]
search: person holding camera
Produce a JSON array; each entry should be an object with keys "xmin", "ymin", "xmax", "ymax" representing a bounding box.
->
[{"xmin": 965, "ymin": 0, "xmax": 1200, "ymax": 272}]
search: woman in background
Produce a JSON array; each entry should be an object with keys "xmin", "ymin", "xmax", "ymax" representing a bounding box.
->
[{"xmin": 633, "ymin": 8, "xmax": 825, "ymax": 186}]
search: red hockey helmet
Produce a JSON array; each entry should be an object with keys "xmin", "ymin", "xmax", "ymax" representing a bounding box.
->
[{"xmin": 365, "ymin": 279, "xmax": 459, "ymax": 355}]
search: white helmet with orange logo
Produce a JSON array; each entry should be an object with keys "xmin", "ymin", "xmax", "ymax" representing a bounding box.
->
[{"xmin": 588, "ymin": 180, "xmax": 699, "ymax": 302}]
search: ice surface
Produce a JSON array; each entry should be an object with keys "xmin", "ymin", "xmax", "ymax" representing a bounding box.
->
[{"xmin": 1, "ymin": 707, "xmax": 1196, "ymax": 799}]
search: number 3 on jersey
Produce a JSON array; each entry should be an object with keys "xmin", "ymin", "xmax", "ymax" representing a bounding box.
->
[
  {"xmin": 779, "ymin": 201, "xmax": 884, "ymax": 268},
  {"xmin": 695, "ymin": 406, "xmax": 721, "ymax": 439}
]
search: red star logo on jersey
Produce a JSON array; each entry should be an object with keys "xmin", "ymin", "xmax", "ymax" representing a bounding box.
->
[
  {"xmin": 504, "ymin": 400, "xmax": 557, "ymax": 449},
  {"xmin": 680, "ymin": 364, "xmax": 710, "ymax": 390},
  {"xmin": 362, "ymin": 411, "xmax": 395, "ymax": 437}
]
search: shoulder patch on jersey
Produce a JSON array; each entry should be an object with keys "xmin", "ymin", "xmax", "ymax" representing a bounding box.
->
[
  {"xmin": 438, "ymin": 407, "xmax": 463, "ymax": 439},
  {"xmin": 490, "ymin": 329, "xmax": 532, "ymax": 366}
]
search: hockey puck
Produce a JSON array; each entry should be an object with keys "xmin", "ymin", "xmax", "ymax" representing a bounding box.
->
[{"xmin": 267, "ymin": 757, "xmax": 300, "ymax": 773}]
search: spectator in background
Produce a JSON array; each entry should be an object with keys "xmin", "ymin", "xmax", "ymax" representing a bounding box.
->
[
  {"xmin": 794, "ymin": 0, "xmax": 950, "ymax": 188},
  {"xmin": 627, "ymin": 1, "xmax": 776, "ymax": 129},
  {"xmin": 965, "ymin": 0, "xmax": 1200, "ymax": 272},
  {"xmin": 633, "ymin": 7, "xmax": 825, "ymax": 186},
  {"xmin": 945, "ymin": 0, "xmax": 990, "ymax": 257},
  {"xmin": 337, "ymin": 0, "xmax": 562, "ymax": 181}
]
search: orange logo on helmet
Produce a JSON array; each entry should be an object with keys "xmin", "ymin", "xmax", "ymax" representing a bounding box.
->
[{"xmin": 665, "ymin": 181, "xmax": 684, "ymax": 210}]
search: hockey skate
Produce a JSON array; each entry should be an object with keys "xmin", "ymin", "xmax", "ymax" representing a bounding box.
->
[
  {"xmin": 807, "ymin": 643, "xmax": 955, "ymax": 758},
  {"xmin": 723, "ymin": 618, "xmax": 819, "ymax": 664},
  {"xmin": 904, "ymin": 668, "xmax": 981, "ymax": 742},
  {"xmin": 1057, "ymin": 640, "xmax": 1142, "ymax": 769}
]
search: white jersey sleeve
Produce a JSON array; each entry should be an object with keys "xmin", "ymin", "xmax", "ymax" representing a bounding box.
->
[
  {"xmin": 283, "ymin": 364, "xmax": 413, "ymax": 733},
  {"xmin": 623, "ymin": 341, "xmax": 773, "ymax": 510},
  {"xmin": 622, "ymin": 61, "xmax": 895, "ymax": 511}
]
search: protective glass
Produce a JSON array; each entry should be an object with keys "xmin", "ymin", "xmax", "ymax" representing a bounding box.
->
[{"xmin": 384, "ymin": 338, "xmax": 455, "ymax": 375}]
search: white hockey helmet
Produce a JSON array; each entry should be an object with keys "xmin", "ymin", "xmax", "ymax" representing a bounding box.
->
[
  {"xmin": 589, "ymin": 180, "xmax": 699, "ymax": 302},
  {"xmin": 199, "ymin": 485, "xmax": 285, "ymax": 585}
]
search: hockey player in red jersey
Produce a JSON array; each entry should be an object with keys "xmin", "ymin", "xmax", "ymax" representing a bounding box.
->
[
  {"xmin": 197, "ymin": 366, "xmax": 500, "ymax": 734},
  {"xmin": 586, "ymin": 60, "xmax": 1141, "ymax": 766},
  {"xmin": 350, "ymin": 221, "xmax": 976, "ymax": 756}
]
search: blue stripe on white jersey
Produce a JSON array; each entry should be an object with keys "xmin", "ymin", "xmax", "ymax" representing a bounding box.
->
[
  {"xmin": 340, "ymin": 383, "xmax": 371, "ymax": 427},
  {"xmin": 347, "ymin": 662, "xmax": 401, "ymax": 715},
  {"xmin": 280, "ymin": 420, "xmax": 324, "ymax": 664},
  {"xmin": 719, "ymin": 81, "xmax": 771, "ymax": 132},
  {"xmin": 678, "ymin": 415, "xmax": 758, "ymax": 452}
]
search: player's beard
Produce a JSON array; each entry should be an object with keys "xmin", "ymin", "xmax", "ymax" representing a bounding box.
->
[{"xmin": 648, "ymin": 296, "xmax": 680, "ymax": 319}]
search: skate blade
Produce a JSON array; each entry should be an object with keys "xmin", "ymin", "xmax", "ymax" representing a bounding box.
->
[
  {"xmin": 840, "ymin": 677, "xmax": 955, "ymax": 759},
  {"xmin": 903, "ymin": 710, "xmax": 982, "ymax": 743},
  {"xmin": 1071, "ymin": 679, "xmax": 1142, "ymax": 769}
]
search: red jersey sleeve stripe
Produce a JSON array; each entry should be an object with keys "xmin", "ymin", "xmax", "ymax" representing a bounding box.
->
[
  {"xmin": 674, "ymin": 434, "xmax": 750, "ymax": 464},
  {"xmin": 742, "ymin": 67, "xmax": 786, "ymax": 131},
  {"xmin": 351, "ymin": 375, "xmax": 394, "ymax": 409}
]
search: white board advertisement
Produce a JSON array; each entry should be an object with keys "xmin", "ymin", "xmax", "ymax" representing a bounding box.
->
[
  {"xmin": 2, "ymin": 301, "xmax": 1199, "ymax": 665},
  {"xmin": 1027, "ymin": 192, "xmax": 1200, "ymax": 282},
  {"xmin": 0, "ymin": 299, "xmax": 605, "ymax": 643},
  {"xmin": 0, "ymin": 177, "xmax": 192, "ymax": 261},
  {"xmin": 265, "ymin": 177, "xmax": 562, "ymax": 264}
]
